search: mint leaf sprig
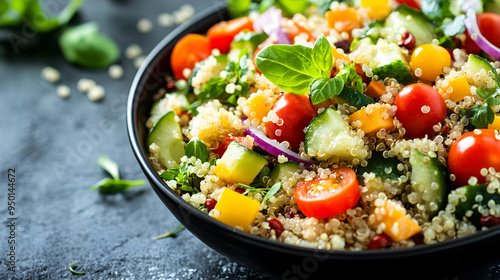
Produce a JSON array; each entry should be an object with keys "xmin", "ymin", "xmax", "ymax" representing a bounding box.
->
[{"xmin": 90, "ymin": 155, "xmax": 145, "ymax": 194}]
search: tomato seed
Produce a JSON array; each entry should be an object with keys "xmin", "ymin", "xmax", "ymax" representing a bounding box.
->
[{"xmin": 398, "ymin": 31, "xmax": 416, "ymax": 49}]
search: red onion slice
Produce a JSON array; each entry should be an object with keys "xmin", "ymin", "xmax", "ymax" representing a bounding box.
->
[
  {"xmin": 463, "ymin": 3, "xmax": 500, "ymax": 60},
  {"xmin": 253, "ymin": 6, "xmax": 292, "ymax": 45},
  {"xmin": 245, "ymin": 125, "xmax": 317, "ymax": 166}
]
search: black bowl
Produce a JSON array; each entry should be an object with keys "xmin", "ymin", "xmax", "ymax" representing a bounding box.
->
[{"xmin": 127, "ymin": 4, "xmax": 500, "ymax": 279}]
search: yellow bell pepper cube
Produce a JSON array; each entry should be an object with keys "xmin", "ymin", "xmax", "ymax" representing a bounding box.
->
[
  {"xmin": 445, "ymin": 76, "xmax": 472, "ymax": 102},
  {"xmin": 488, "ymin": 114, "xmax": 500, "ymax": 129},
  {"xmin": 361, "ymin": 0, "xmax": 391, "ymax": 20},
  {"xmin": 214, "ymin": 188, "xmax": 260, "ymax": 229},
  {"xmin": 375, "ymin": 200, "xmax": 421, "ymax": 242},
  {"xmin": 349, "ymin": 104, "xmax": 395, "ymax": 134},
  {"xmin": 245, "ymin": 94, "xmax": 271, "ymax": 122}
]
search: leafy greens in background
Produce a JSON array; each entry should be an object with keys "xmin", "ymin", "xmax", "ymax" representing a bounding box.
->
[
  {"xmin": 91, "ymin": 155, "xmax": 145, "ymax": 194},
  {"xmin": 59, "ymin": 22, "xmax": 120, "ymax": 68},
  {"xmin": 0, "ymin": 0, "xmax": 85, "ymax": 32}
]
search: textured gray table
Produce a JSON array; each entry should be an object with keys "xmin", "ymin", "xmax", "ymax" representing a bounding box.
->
[{"xmin": 1, "ymin": 0, "xmax": 500, "ymax": 279}]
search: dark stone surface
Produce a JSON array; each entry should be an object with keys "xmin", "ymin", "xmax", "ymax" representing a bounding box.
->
[{"xmin": 1, "ymin": 0, "xmax": 500, "ymax": 279}]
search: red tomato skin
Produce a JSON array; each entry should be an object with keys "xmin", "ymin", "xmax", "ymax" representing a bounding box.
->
[
  {"xmin": 207, "ymin": 17, "xmax": 254, "ymax": 54},
  {"xmin": 477, "ymin": 13, "xmax": 500, "ymax": 50},
  {"xmin": 213, "ymin": 134, "xmax": 253, "ymax": 158},
  {"xmin": 265, "ymin": 93, "xmax": 317, "ymax": 151},
  {"xmin": 294, "ymin": 168, "xmax": 360, "ymax": 219},
  {"xmin": 171, "ymin": 34, "xmax": 211, "ymax": 80},
  {"xmin": 448, "ymin": 129, "xmax": 500, "ymax": 188},
  {"xmin": 394, "ymin": 84, "xmax": 447, "ymax": 139},
  {"xmin": 395, "ymin": 0, "xmax": 421, "ymax": 10}
]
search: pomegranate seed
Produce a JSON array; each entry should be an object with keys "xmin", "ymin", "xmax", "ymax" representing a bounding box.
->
[
  {"xmin": 411, "ymin": 231, "xmax": 424, "ymax": 245},
  {"xmin": 334, "ymin": 40, "xmax": 351, "ymax": 54},
  {"xmin": 368, "ymin": 234, "xmax": 392, "ymax": 250},
  {"xmin": 398, "ymin": 31, "xmax": 416, "ymax": 49},
  {"xmin": 285, "ymin": 210, "xmax": 295, "ymax": 219},
  {"xmin": 204, "ymin": 198, "xmax": 217, "ymax": 211},
  {"xmin": 235, "ymin": 188, "xmax": 245, "ymax": 194},
  {"xmin": 267, "ymin": 218, "xmax": 284, "ymax": 237},
  {"xmin": 166, "ymin": 81, "xmax": 177, "ymax": 92},
  {"xmin": 479, "ymin": 215, "xmax": 500, "ymax": 227}
]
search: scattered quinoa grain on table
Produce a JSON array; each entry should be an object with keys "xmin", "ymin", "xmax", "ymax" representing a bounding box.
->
[{"xmin": 145, "ymin": 1, "xmax": 500, "ymax": 251}]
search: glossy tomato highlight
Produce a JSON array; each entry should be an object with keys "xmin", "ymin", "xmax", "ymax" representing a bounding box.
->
[
  {"xmin": 170, "ymin": 34, "xmax": 211, "ymax": 80},
  {"xmin": 294, "ymin": 167, "xmax": 360, "ymax": 219},
  {"xmin": 448, "ymin": 129, "xmax": 500, "ymax": 188}
]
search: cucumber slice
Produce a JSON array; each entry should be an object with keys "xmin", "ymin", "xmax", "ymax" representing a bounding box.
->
[
  {"xmin": 333, "ymin": 86, "xmax": 374, "ymax": 110},
  {"xmin": 269, "ymin": 162, "xmax": 300, "ymax": 184},
  {"xmin": 454, "ymin": 184, "xmax": 500, "ymax": 226},
  {"xmin": 385, "ymin": 5, "xmax": 436, "ymax": 46},
  {"xmin": 356, "ymin": 152, "xmax": 403, "ymax": 181},
  {"xmin": 373, "ymin": 60, "xmax": 414, "ymax": 85},
  {"xmin": 147, "ymin": 111, "xmax": 185, "ymax": 167},
  {"xmin": 409, "ymin": 150, "xmax": 448, "ymax": 217},
  {"xmin": 468, "ymin": 54, "xmax": 500, "ymax": 88},
  {"xmin": 213, "ymin": 141, "xmax": 267, "ymax": 185},
  {"xmin": 305, "ymin": 107, "xmax": 365, "ymax": 161}
]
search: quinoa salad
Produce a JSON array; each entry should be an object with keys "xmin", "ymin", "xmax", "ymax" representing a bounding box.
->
[{"xmin": 145, "ymin": 0, "xmax": 500, "ymax": 251}]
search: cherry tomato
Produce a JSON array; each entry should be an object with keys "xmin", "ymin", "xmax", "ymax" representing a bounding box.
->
[
  {"xmin": 394, "ymin": 84, "xmax": 447, "ymax": 139},
  {"xmin": 410, "ymin": 44, "xmax": 451, "ymax": 82},
  {"xmin": 171, "ymin": 34, "xmax": 211, "ymax": 80},
  {"xmin": 395, "ymin": 0, "xmax": 421, "ymax": 10},
  {"xmin": 207, "ymin": 17, "xmax": 254, "ymax": 54},
  {"xmin": 477, "ymin": 13, "xmax": 500, "ymax": 50},
  {"xmin": 448, "ymin": 129, "xmax": 500, "ymax": 188},
  {"xmin": 294, "ymin": 167, "xmax": 360, "ymax": 219},
  {"xmin": 265, "ymin": 93, "xmax": 317, "ymax": 151},
  {"xmin": 213, "ymin": 134, "xmax": 253, "ymax": 158}
]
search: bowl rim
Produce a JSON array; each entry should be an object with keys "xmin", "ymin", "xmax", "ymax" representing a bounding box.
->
[{"xmin": 126, "ymin": 2, "xmax": 500, "ymax": 260}]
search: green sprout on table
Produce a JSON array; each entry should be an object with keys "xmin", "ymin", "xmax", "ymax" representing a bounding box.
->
[
  {"xmin": 69, "ymin": 261, "xmax": 85, "ymax": 275},
  {"xmin": 151, "ymin": 224, "xmax": 184, "ymax": 240},
  {"xmin": 90, "ymin": 155, "xmax": 145, "ymax": 194}
]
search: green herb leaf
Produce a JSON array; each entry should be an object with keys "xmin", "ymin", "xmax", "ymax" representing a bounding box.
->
[
  {"xmin": 228, "ymin": 0, "xmax": 251, "ymax": 18},
  {"xmin": 421, "ymin": 0, "xmax": 452, "ymax": 23},
  {"xmin": 231, "ymin": 32, "xmax": 268, "ymax": 55},
  {"xmin": 309, "ymin": 76, "xmax": 344, "ymax": 105},
  {"xmin": 485, "ymin": 96, "xmax": 500, "ymax": 106},
  {"xmin": 69, "ymin": 261, "xmax": 85, "ymax": 275},
  {"xmin": 185, "ymin": 137, "xmax": 209, "ymax": 163},
  {"xmin": 160, "ymin": 169, "xmax": 180, "ymax": 181},
  {"xmin": 312, "ymin": 34, "xmax": 333, "ymax": 76},
  {"xmin": 90, "ymin": 178, "xmax": 145, "ymax": 194},
  {"xmin": 151, "ymin": 224, "xmax": 184, "ymax": 240},
  {"xmin": 466, "ymin": 104, "xmax": 495, "ymax": 129},
  {"xmin": 255, "ymin": 44, "xmax": 322, "ymax": 95},
  {"xmin": 261, "ymin": 182, "xmax": 281, "ymax": 206},
  {"xmin": 441, "ymin": 14, "xmax": 465, "ymax": 37},
  {"xmin": 97, "ymin": 155, "xmax": 120, "ymax": 181},
  {"xmin": 59, "ymin": 22, "xmax": 120, "ymax": 68},
  {"xmin": 277, "ymin": 0, "xmax": 311, "ymax": 17},
  {"xmin": 199, "ymin": 77, "xmax": 226, "ymax": 100}
]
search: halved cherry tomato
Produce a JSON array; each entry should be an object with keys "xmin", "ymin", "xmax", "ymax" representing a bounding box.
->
[
  {"xmin": 213, "ymin": 134, "xmax": 253, "ymax": 158},
  {"xmin": 448, "ymin": 129, "xmax": 500, "ymax": 188},
  {"xmin": 395, "ymin": 0, "xmax": 421, "ymax": 10},
  {"xmin": 294, "ymin": 167, "xmax": 360, "ymax": 219},
  {"xmin": 394, "ymin": 84, "xmax": 446, "ymax": 139},
  {"xmin": 477, "ymin": 13, "xmax": 500, "ymax": 50},
  {"xmin": 171, "ymin": 34, "xmax": 211, "ymax": 80},
  {"xmin": 265, "ymin": 93, "xmax": 317, "ymax": 152},
  {"xmin": 207, "ymin": 17, "xmax": 254, "ymax": 54}
]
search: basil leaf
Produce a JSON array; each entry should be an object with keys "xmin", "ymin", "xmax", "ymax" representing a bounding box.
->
[
  {"xmin": 185, "ymin": 137, "xmax": 209, "ymax": 163},
  {"xmin": 97, "ymin": 155, "xmax": 120, "ymax": 181},
  {"xmin": 255, "ymin": 44, "xmax": 322, "ymax": 95},
  {"xmin": 309, "ymin": 76, "xmax": 344, "ymax": 105},
  {"xmin": 59, "ymin": 22, "xmax": 120, "ymax": 68},
  {"xmin": 485, "ymin": 96, "xmax": 500, "ymax": 106},
  {"xmin": 25, "ymin": 0, "xmax": 85, "ymax": 32},
  {"xmin": 312, "ymin": 34, "xmax": 333, "ymax": 76},
  {"xmin": 441, "ymin": 14, "xmax": 465, "ymax": 37}
]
